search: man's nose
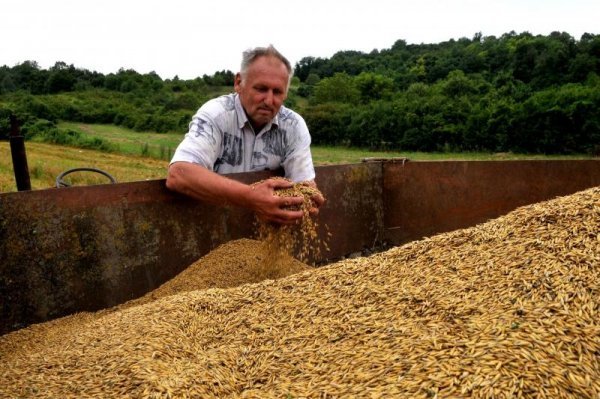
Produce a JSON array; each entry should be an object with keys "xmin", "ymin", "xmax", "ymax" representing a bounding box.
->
[{"xmin": 264, "ymin": 90, "xmax": 274, "ymax": 106}]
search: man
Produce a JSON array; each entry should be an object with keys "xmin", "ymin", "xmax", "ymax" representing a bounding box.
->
[{"xmin": 166, "ymin": 45, "xmax": 324, "ymax": 225}]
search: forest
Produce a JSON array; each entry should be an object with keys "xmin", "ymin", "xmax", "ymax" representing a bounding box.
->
[{"xmin": 1, "ymin": 31, "xmax": 599, "ymax": 154}]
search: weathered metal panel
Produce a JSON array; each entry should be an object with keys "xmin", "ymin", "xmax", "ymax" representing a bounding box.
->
[
  {"xmin": 383, "ymin": 160, "xmax": 600, "ymax": 245},
  {"xmin": 0, "ymin": 178, "xmax": 254, "ymax": 334},
  {"xmin": 0, "ymin": 164, "xmax": 384, "ymax": 334},
  {"xmin": 313, "ymin": 163, "xmax": 384, "ymax": 262},
  {"xmin": 3, "ymin": 159, "xmax": 597, "ymax": 335}
]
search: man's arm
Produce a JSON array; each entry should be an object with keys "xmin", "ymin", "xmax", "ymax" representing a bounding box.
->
[{"xmin": 166, "ymin": 161, "xmax": 305, "ymax": 224}]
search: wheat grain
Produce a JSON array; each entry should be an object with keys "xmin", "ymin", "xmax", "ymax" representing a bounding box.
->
[{"xmin": 0, "ymin": 186, "xmax": 598, "ymax": 398}]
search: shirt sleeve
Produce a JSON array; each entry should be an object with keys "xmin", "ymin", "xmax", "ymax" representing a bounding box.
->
[
  {"xmin": 282, "ymin": 115, "xmax": 316, "ymax": 183},
  {"xmin": 170, "ymin": 112, "xmax": 221, "ymax": 170}
]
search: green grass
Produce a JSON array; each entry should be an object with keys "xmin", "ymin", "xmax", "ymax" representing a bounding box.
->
[
  {"xmin": 59, "ymin": 122, "xmax": 184, "ymax": 160},
  {"xmin": 60, "ymin": 123, "xmax": 595, "ymax": 165},
  {"xmin": 0, "ymin": 142, "xmax": 168, "ymax": 192},
  {"xmin": 310, "ymin": 146, "xmax": 593, "ymax": 165}
]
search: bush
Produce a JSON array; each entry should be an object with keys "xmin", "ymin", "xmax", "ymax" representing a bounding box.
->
[
  {"xmin": 303, "ymin": 103, "xmax": 353, "ymax": 145},
  {"xmin": 22, "ymin": 118, "xmax": 57, "ymax": 139},
  {"xmin": 26, "ymin": 125, "xmax": 118, "ymax": 152}
]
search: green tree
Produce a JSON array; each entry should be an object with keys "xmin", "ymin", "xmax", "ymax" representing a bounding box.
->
[
  {"xmin": 10, "ymin": 61, "xmax": 47, "ymax": 93},
  {"xmin": 297, "ymin": 73, "xmax": 321, "ymax": 97},
  {"xmin": 354, "ymin": 72, "xmax": 394, "ymax": 103},
  {"xmin": 303, "ymin": 103, "xmax": 353, "ymax": 145},
  {"xmin": 0, "ymin": 73, "xmax": 17, "ymax": 94},
  {"xmin": 45, "ymin": 62, "xmax": 77, "ymax": 93},
  {"xmin": 312, "ymin": 73, "xmax": 360, "ymax": 104}
]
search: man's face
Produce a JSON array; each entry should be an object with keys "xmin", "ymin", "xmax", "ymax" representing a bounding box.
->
[{"xmin": 234, "ymin": 55, "xmax": 289, "ymax": 131}]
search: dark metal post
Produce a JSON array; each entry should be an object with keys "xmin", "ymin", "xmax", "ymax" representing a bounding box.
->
[{"xmin": 9, "ymin": 115, "xmax": 31, "ymax": 191}]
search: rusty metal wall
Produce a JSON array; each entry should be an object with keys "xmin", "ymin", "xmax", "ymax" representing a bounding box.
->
[
  {"xmin": 0, "ymin": 163, "xmax": 384, "ymax": 334},
  {"xmin": 383, "ymin": 160, "xmax": 600, "ymax": 245},
  {"xmin": 2, "ymin": 160, "xmax": 598, "ymax": 335},
  {"xmin": 311, "ymin": 163, "xmax": 385, "ymax": 262}
]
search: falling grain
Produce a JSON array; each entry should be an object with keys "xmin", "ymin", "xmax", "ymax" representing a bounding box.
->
[{"xmin": 255, "ymin": 177, "xmax": 326, "ymax": 264}]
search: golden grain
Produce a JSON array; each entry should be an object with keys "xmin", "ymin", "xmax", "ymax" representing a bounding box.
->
[
  {"xmin": 0, "ymin": 186, "xmax": 598, "ymax": 398},
  {"xmin": 255, "ymin": 177, "xmax": 325, "ymax": 264}
]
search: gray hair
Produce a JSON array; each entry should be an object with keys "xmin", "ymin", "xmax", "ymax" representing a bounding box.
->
[{"xmin": 240, "ymin": 45, "xmax": 293, "ymax": 84}]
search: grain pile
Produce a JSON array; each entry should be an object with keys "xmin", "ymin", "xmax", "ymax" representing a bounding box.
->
[
  {"xmin": 0, "ymin": 239, "xmax": 311, "ymax": 371},
  {"xmin": 138, "ymin": 238, "xmax": 311, "ymax": 305},
  {"xmin": 1, "ymin": 186, "xmax": 599, "ymax": 398}
]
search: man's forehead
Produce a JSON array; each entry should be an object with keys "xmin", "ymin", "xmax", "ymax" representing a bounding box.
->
[
  {"xmin": 244, "ymin": 57, "xmax": 289, "ymax": 87},
  {"xmin": 248, "ymin": 55, "xmax": 288, "ymax": 73}
]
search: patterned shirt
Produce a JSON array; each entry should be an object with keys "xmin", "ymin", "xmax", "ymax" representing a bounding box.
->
[{"xmin": 170, "ymin": 93, "xmax": 315, "ymax": 182}]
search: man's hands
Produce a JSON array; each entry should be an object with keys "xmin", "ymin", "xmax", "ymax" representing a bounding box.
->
[
  {"xmin": 249, "ymin": 178, "xmax": 305, "ymax": 225},
  {"xmin": 250, "ymin": 178, "xmax": 325, "ymax": 224},
  {"xmin": 166, "ymin": 162, "xmax": 324, "ymax": 225}
]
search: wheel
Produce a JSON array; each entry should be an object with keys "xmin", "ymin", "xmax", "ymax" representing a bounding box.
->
[{"xmin": 55, "ymin": 167, "xmax": 117, "ymax": 188}]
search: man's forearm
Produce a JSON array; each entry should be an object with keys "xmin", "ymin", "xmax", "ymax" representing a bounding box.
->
[{"xmin": 166, "ymin": 162, "xmax": 253, "ymax": 208}]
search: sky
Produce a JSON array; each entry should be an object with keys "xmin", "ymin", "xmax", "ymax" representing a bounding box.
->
[{"xmin": 2, "ymin": 0, "xmax": 599, "ymax": 80}]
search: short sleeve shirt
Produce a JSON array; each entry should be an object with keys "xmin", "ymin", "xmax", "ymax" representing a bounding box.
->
[{"xmin": 170, "ymin": 93, "xmax": 315, "ymax": 182}]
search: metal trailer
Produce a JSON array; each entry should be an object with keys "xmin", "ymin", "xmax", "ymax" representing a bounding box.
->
[{"xmin": 1, "ymin": 160, "xmax": 599, "ymax": 335}]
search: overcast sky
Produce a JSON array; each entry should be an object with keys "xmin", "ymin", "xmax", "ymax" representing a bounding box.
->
[{"xmin": 2, "ymin": 0, "xmax": 599, "ymax": 80}]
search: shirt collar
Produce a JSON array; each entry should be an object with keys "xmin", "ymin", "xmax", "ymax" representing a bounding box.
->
[{"xmin": 234, "ymin": 93, "xmax": 279, "ymax": 133}]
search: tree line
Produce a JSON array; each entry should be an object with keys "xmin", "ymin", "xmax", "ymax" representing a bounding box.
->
[
  {"xmin": 0, "ymin": 63, "xmax": 234, "ymax": 144},
  {"xmin": 1, "ymin": 31, "xmax": 599, "ymax": 154},
  {"xmin": 297, "ymin": 31, "xmax": 600, "ymax": 154}
]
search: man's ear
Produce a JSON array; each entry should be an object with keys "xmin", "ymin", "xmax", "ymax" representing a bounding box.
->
[{"xmin": 234, "ymin": 73, "xmax": 242, "ymax": 93}]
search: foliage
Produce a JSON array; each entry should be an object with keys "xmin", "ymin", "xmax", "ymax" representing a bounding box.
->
[
  {"xmin": 296, "ymin": 31, "xmax": 600, "ymax": 154},
  {"xmin": 303, "ymin": 103, "xmax": 354, "ymax": 145},
  {"xmin": 1, "ymin": 31, "xmax": 600, "ymax": 154},
  {"xmin": 312, "ymin": 73, "xmax": 360, "ymax": 104}
]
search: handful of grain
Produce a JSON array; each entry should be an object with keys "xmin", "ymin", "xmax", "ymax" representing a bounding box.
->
[{"xmin": 255, "ymin": 177, "xmax": 326, "ymax": 264}]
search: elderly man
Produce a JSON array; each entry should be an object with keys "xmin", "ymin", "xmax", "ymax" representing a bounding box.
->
[{"xmin": 166, "ymin": 45, "xmax": 324, "ymax": 224}]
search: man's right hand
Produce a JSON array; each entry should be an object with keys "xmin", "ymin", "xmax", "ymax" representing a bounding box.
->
[{"xmin": 248, "ymin": 178, "xmax": 304, "ymax": 225}]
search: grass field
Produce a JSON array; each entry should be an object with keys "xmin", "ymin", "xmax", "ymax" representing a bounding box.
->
[
  {"xmin": 59, "ymin": 122, "xmax": 184, "ymax": 160},
  {"xmin": 309, "ymin": 146, "xmax": 592, "ymax": 164},
  {"xmin": 1, "ymin": 122, "xmax": 595, "ymax": 193},
  {"xmin": 61, "ymin": 122, "xmax": 593, "ymax": 163},
  {"xmin": 1, "ymin": 142, "xmax": 168, "ymax": 192}
]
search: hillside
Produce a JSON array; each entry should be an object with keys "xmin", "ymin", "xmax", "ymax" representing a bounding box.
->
[{"xmin": 1, "ymin": 31, "xmax": 600, "ymax": 155}]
